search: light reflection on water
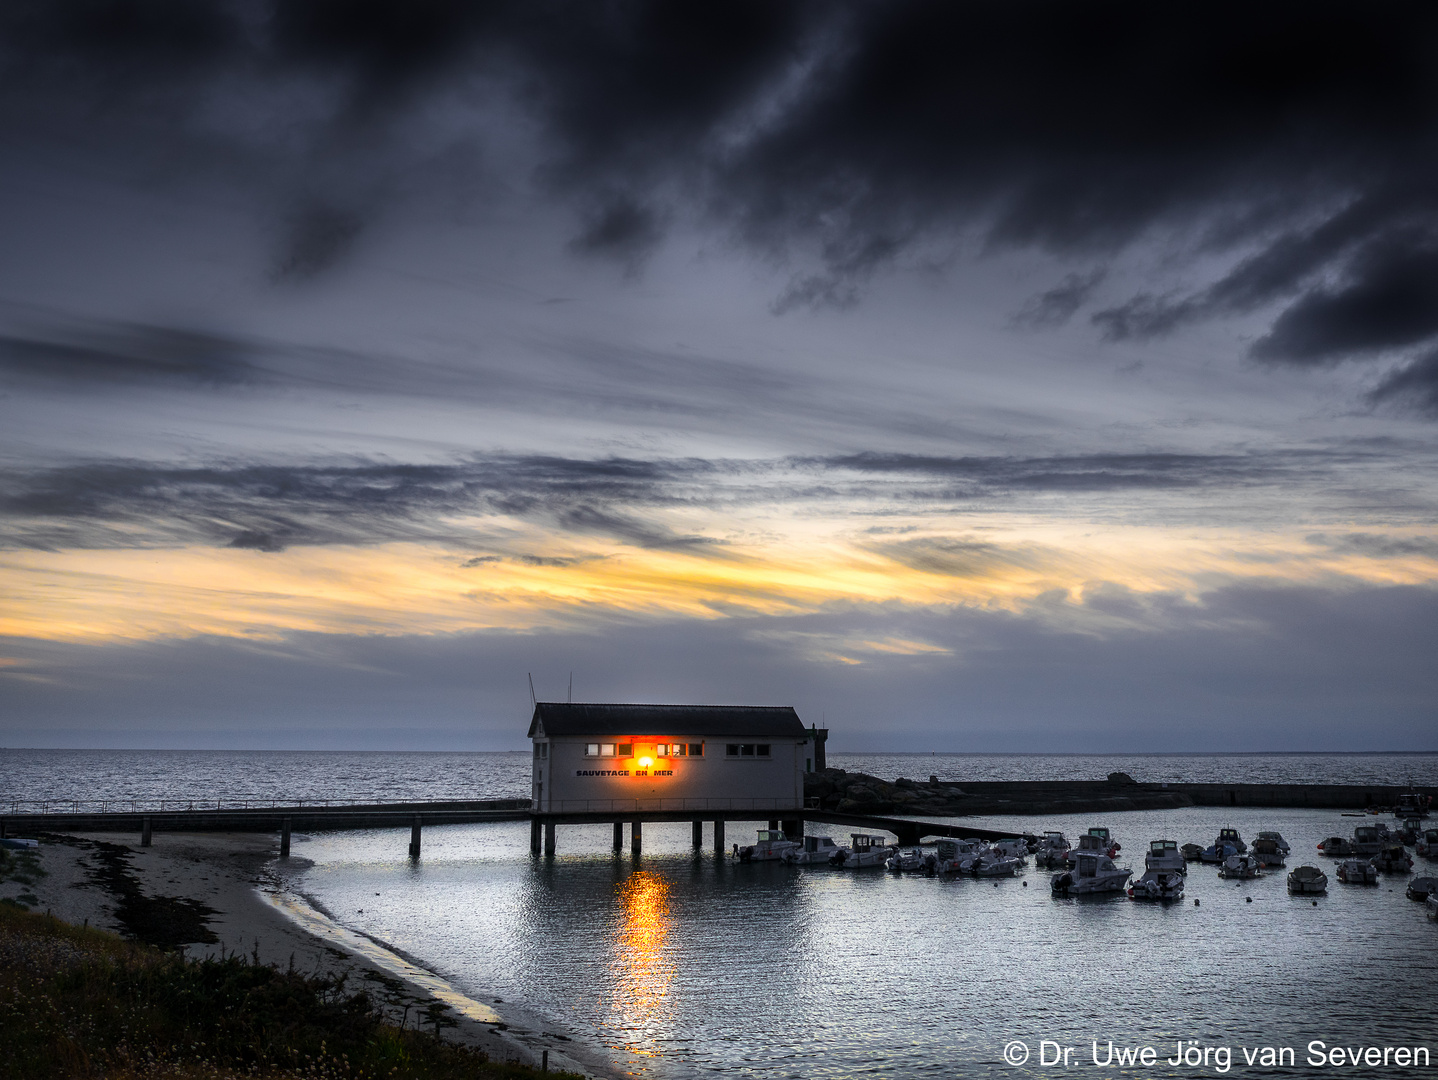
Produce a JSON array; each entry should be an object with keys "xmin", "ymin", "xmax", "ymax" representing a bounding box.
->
[{"xmin": 285, "ymin": 807, "xmax": 1438, "ymax": 1079}]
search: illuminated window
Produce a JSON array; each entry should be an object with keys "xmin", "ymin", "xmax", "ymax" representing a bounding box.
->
[
  {"xmin": 585, "ymin": 743, "xmax": 600, "ymax": 756},
  {"xmin": 657, "ymin": 744, "xmax": 669, "ymax": 756},
  {"xmin": 603, "ymin": 743, "xmax": 617, "ymax": 757},
  {"xmin": 585, "ymin": 743, "xmax": 618, "ymax": 757}
]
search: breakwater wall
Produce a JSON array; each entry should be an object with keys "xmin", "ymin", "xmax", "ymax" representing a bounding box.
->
[{"xmin": 805, "ymin": 770, "xmax": 1438, "ymax": 817}]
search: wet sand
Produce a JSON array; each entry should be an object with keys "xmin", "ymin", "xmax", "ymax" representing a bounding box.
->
[{"xmin": 6, "ymin": 831, "xmax": 622, "ymax": 1079}]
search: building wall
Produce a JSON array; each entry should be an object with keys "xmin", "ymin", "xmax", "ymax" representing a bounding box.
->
[{"xmin": 532, "ymin": 733, "xmax": 813, "ymax": 813}]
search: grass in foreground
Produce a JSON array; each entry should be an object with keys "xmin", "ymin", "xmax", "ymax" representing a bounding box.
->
[{"xmin": 0, "ymin": 905, "xmax": 580, "ymax": 1080}]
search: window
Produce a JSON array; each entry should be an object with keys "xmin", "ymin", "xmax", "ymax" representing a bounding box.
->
[
  {"xmin": 655, "ymin": 742, "xmax": 700, "ymax": 756},
  {"xmin": 657, "ymin": 744, "xmax": 668, "ymax": 756},
  {"xmin": 617, "ymin": 743, "xmax": 632, "ymax": 757},
  {"xmin": 584, "ymin": 743, "xmax": 618, "ymax": 757},
  {"xmin": 757, "ymin": 744, "xmax": 770, "ymax": 757},
  {"xmin": 726, "ymin": 743, "xmax": 764, "ymax": 757},
  {"xmin": 585, "ymin": 743, "xmax": 600, "ymax": 756},
  {"xmin": 688, "ymin": 743, "xmax": 704, "ymax": 757}
]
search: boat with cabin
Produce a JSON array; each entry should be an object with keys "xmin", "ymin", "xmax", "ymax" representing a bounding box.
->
[
  {"xmin": 1372, "ymin": 844, "xmax": 1413, "ymax": 874},
  {"xmin": 736, "ymin": 828, "xmax": 801, "ymax": 862},
  {"xmin": 1034, "ymin": 832, "xmax": 1070, "ymax": 869},
  {"xmin": 1395, "ymin": 791, "xmax": 1431, "ymax": 819},
  {"xmin": 1351, "ymin": 825, "xmax": 1387, "ymax": 857},
  {"xmin": 1406, "ymin": 876, "xmax": 1438, "ymax": 901},
  {"xmin": 1144, "ymin": 840, "xmax": 1186, "ymax": 875},
  {"xmin": 1417, "ymin": 828, "xmax": 1438, "ymax": 858},
  {"xmin": 1251, "ymin": 836, "xmax": 1287, "ymax": 867},
  {"xmin": 1336, "ymin": 858, "xmax": 1378, "ymax": 885},
  {"xmin": 829, "ymin": 833, "xmax": 895, "ymax": 868},
  {"xmin": 1317, "ymin": 835, "xmax": 1357, "ymax": 857},
  {"xmin": 1218, "ymin": 854, "xmax": 1263, "ymax": 879},
  {"xmin": 782, "ymin": 835, "xmax": 843, "ymax": 865},
  {"xmin": 1052, "ymin": 852, "xmax": 1130, "ymax": 896}
]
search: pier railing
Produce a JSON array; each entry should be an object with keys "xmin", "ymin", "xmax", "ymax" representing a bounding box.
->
[
  {"xmin": 541, "ymin": 797, "xmax": 801, "ymax": 813},
  {"xmin": 2, "ymin": 797, "xmax": 524, "ymax": 815}
]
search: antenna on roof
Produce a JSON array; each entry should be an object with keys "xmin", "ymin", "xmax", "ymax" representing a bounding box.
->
[
  {"xmin": 528, "ymin": 672, "xmax": 537, "ymax": 707},
  {"xmin": 568, "ymin": 671, "xmax": 573, "ymax": 703}
]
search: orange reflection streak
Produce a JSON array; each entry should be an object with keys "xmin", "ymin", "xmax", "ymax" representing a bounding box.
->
[{"xmin": 608, "ymin": 870, "xmax": 675, "ymax": 1060}]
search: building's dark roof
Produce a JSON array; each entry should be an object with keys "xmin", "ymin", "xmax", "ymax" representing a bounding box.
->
[{"xmin": 528, "ymin": 703, "xmax": 808, "ymax": 739}]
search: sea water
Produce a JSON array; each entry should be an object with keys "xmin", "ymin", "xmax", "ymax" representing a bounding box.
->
[{"xmin": 5, "ymin": 750, "xmax": 1436, "ymax": 1077}]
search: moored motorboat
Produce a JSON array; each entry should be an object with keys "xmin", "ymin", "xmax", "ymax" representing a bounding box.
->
[
  {"xmin": 1218, "ymin": 854, "xmax": 1263, "ymax": 879},
  {"xmin": 737, "ymin": 828, "xmax": 800, "ymax": 862},
  {"xmin": 1351, "ymin": 825, "xmax": 1386, "ymax": 857},
  {"xmin": 1145, "ymin": 839, "xmax": 1186, "ymax": 875},
  {"xmin": 1251, "ymin": 837, "xmax": 1287, "ymax": 868},
  {"xmin": 1335, "ymin": 858, "xmax": 1378, "ymax": 884},
  {"xmin": 970, "ymin": 850, "xmax": 1021, "ymax": 877},
  {"xmin": 1068, "ymin": 828, "xmax": 1119, "ymax": 867},
  {"xmin": 1371, "ymin": 843, "xmax": 1413, "ymax": 874},
  {"xmin": 1395, "ymin": 791, "xmax": 1432, "ymax": 819},
  {"xmin": 1129, "ymin": 869, "xmax": 1184, "ymax": 901},
  {"xmin": 1254, "ymin": 831, "xmax": 1291, "ymax": 857},
  {"xmin": 1287, "ymin": 865, "xmax": 1328, "ymax": 894},
  {"xmin": 1180, "ymin": 842, "xmax": 1205, "ymax": 862},
  {"xmin": 932, "ymin": 838, "xmax": 983, "ymax": 873},
  {"xmin": 829, "ymin": 833, "xmax": 894, "ymax": 868},
  {"xmin": 886, "ymin": 847, "xmax": 927, "ymax": 873},
  {"xmin": 1034, "ymin": 832, "xmax": 1071, "ymax": 869},
  {"xmin": 783, "ymin": 835, "xmax": 843, "ymax": 864},
  {"xmin": 1406, "ymin": 876, "xmax": 1438, "ymax": 901},
  {"xmin": 1052, "ymin": 852, "xmax": 1130, "ymax": 895},
  {"xmin": 1429, "ymin": 894, "xmax": 1438, "ymax": 921},
  {"xmin": 1318, "ymin": 835, "xmax": 1357, "ymax": 857},
  {"xmin": 1395, "ymin": 818, "xmax": 1423, "ymax": 846},
  {"xmin": 991, "ymin": 838, "xmax": 1029, "ymax": 865},
  {"xmin": 1417, "ymin": 828, "xmax": 1438, "ymax": 859}
]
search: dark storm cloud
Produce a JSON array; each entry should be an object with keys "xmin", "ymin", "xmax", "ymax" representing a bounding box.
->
[
  {"xmin": 0, "ymin": 323, "xmax": 256, "ymax": 386},
  {"xmin": 1369, "ymin": 350, "xmax": 1438, "ymax": 416},
  {"xmin": 0, "ymin": 447, "xmax": 1367, "ymax": 554},
  {"xmin": 1012, "ymin": 271, "xmax": 1107, "ymax": 330},
  {"xmin": 10, "ymin": 1, "xmax": 1438, "ymax": 372}
]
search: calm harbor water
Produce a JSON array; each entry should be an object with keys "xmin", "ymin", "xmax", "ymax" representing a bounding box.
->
[
  {"xmin": 3, "ymin": 749, "xmax": 1437, "ymax": 802},
  {"xmin": 3, "ymin": 750, "xmax": 1435, "ymax": 1077},
  {"xmin": 282, "ymin": 806, "xmax": 1437, "ymax": 1079}
]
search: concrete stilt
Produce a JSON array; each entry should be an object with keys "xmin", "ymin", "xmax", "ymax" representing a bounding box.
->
[
  {"xmin": 0, "ymin": 818, "xmax": 7, "ymax": 840},
  {"xmin": 768, "ymin": 819, "xmax": 779, "ymax": 831},
  {"xmin": 409, "ymin": 815, "xmax": 422, "ymax": 859},
  {"xmin": 631, "ymin": 819, "xmax": 643, "ymax": 856},
  {"xmin": 613, "ymin": 821, "xmax": 624, "ymax": 851},
  {"xmin": 782, "ymin": 818, "xmax": 802, "ymax": 841},
  {"xmin": 713, "ymin": 819, "xmax": 724, "ymax": 854},
  {"xmin": 544, "ymin": 820, "xmax": 557, "ymax": 856},
  {"xmin": 280, "ymin": 817, "xmax": 291, "ymax": 857},
  {"xmin": 691, "ymin": 820, "xmax": 703, "ymax": 849},
  {"xmin": 141, "ymin": 816, "xmax": 152, "ymax": 847},
  {"xmin": 530, "ymin": 818, "xmax": 542, "ymax": 855}
]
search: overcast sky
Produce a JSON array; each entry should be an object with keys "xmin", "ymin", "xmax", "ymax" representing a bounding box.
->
[{"xmin": 2, "ymin": 1, "xmax": 1437, "ymax": 751}]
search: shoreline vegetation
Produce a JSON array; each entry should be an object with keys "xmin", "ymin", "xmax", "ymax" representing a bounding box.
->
[{"xmin": 0, "ymin": 903, "xmax": 578, "ymax": 1080}]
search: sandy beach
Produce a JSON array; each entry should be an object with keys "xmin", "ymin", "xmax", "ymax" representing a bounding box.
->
[{"xmin": 3, "ymin": 830, "xmax": 623, "ymax": 1080}]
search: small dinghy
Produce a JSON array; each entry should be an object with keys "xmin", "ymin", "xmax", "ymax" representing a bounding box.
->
[
  {"xmin": 885, "ymin": 847, "xmax": 927, "ymax": 873},
  {"xmin": 1128, "ymin": 869, "xmax": 1184, "ymax": 901},
  {"xmin": 970, "ymin": 850, "xmax": 1021, "ymax": 877},
  {"xmin": 1371, "ymin": 844, "xmax": 1414, "ymax": 874},
  {"xmin": 1218, "ymin": 854, "xmax": 1263, "ymax": 879},
  {"xmin": 1052, "ymin": 852, "xmax": 1130, "ymax": 895},
  {"xmin": 1180, "ymin": 842, "xmax": 1205, "ymax": 862},
  {"xmin": 1287, "ymin": 865, "xmax": 1328, "ymax": 894},
  {"xmin": 1405, "ymin": 876, "xmax": 1438, "ymax": 901},
  {"xmin": 1336, "ymin": 858, "xmax": 1378, "ymax": 885},
  {"xmin": 1317, "ymin": 835, "xmax": 1357, "ymax": 857}
]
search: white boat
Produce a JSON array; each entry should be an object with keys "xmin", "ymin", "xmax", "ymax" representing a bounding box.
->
[
  {"xmin": 1128, "ymin": 869, "xmax": 1184, "ymax": 901},
  {"xmin": 736, "ymin": 828, "xmax": 800, "ymax": 862},
  {"xmin": 1335, "ymin": 858, "xmax": 1378, "ymax": 885},
  {"xmin": 1287, "ymin": 865, "xmax": 1328, "ymax": 894},
  {"xmin": 1418, "ymin": 828, "xmax": 1438, "ymax": 859},
  {"xmin": 1395, "ymin": 791, "xmax": 1432, "ymax": 819},
  {"xmin": 1201, "ymin": 827, "xmax": 1246, "ymax": 863},
  {"xmin": 1067, "ymin": 828, "xmax": 1119, "ymax": 867},
  {"xmin": 932, "ymin": 838, "xmax": 984, "ymax": 873},
  {"xmin": 1144, "ymin": 839, "xmax": 1186, "ymax": 875},
  {"xmin": 1251, "ymin": 837, "xmax": 1287, "ymax": 867},
  {"xmin": 1351, "ymin": 825, "xmax": 1386, "ymax": 857},
  {"xmin": 971, "ymin": 851, "xmax": 1021, "ymax": 877},
  {"xmin": 829, "ymin": 833, "xmax": 894, "ymax": 868},
  {"xmin": 886, "ymin": 847, "xmax": 928, "ymax": 873},
  {"xmin": 1317, "ymin": 835, "xmax": 1357, "ymax": 857},
  {"xmin": 782, "ymin": 835, "xmax": 843, "ymax": 865},
  {"xmin": 1051, "ymin": 852, "xmax": 1130, "ymax": 895},
  {"xmin": 1254, "ymin": 830, "xmax": 1291, "ymax": 857},
  {"xmin": 1371, "ymin": 844, "xmax": 1413, "ymax": 874},
  {"xmin": 1218, "ymin": 854, "xmax": 1263, "ymax": 879},
  {"xmin": 991, "ymin": 838, "xmax": 1029, "ymax": 865},
  {"xmin": 1034, "ymin": 832, "xmax": 1071, "ymax": 869}
]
